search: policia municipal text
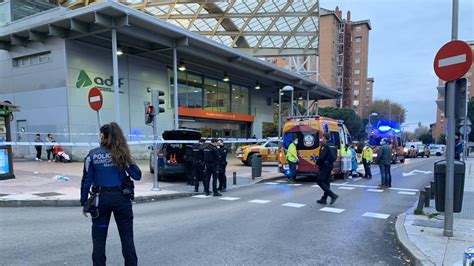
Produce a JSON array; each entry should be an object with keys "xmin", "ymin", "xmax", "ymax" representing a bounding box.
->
[{"xmin": 81, "ymin": 123, "xmax": 142, "ymax": 266}]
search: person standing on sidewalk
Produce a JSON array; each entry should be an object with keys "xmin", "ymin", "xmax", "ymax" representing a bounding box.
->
[
  {"xmin": 81, "ymin": 122, "xmax": 142, "ymax": 266},
  {"xmin": 316, "ymin": 133, "xmax": 338, "ymax": 205},
  {"xmin": 46, "ymin": 134, "xmax": 55, "ymax": 162},
  {"xmin": 203, "ymin": 138, "xmax": 222, "ymax": 197},
  {"xmin": 217, "ymin": 139, "xmax": 228, "ymax": 192},
  {"xmin": 193, "ymin": 139, "xmax": 206, "ymax": 193},
  {"xmin": 34, "ymin": 133, "xmax": 43, "ymax": 161},
  {"xmin": 376, "ymin": 138, "xmax": 392, "ymax": 189},
  {"xmin": 362, "ymin": 142, "xmax": 373, "ymax": 179},
  {"xmin": 286, "ymin": 138, "xmax": 299, "ymax": 183}
]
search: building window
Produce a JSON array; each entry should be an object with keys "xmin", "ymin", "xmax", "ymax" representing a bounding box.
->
[
  {"xmin": 355, "ymin": 36, "xmax": 362, "ymax": 43},
  {"xmin": 354, "ymin": 80, "xmax": 360, "ymax": 85},
  {"xmin": 353, "ymin": 100, "xmax": 359, "ymax": 106},
  {"xmin": 355, "ymin": 48, "xmax": 361, "ymax": 53},
  {"xmin": 12, "ymin": 51, "xmax": 52, "ymax": 67},
  {"xmin": 354, "ymin": 69, "xmax": 360, "ymax": 75},
  {"xmin": 231, "ymin": 85, "xmax": 250, "ymax": 114},
  {"xmin": 356, "ymin": 26, "xmax": 362, "ymax": 32},
  {"xmin": 367, "ymin": 87, "xmax": 370, "ymax": 91},
  {"xmin": 355, "ymin": 58, "xmax": 360, "ymax": 64},
  {"xmin": 354, "ymin": 90, "xmax": 360, "ymax": 96}
]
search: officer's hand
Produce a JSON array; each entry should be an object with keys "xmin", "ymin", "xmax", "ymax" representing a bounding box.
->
[{"xmin": 82, "ymin": 210, "xmax": 88, "ymax": 218}]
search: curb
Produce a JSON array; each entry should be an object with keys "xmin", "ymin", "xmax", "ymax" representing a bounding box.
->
[
  {"xmin": 0, "ymin": 192, "xmax": 197, "ymax": 207},
  {"xmin": 0, "ymin": 174, "xmax": 286, "ymax": 207},
  {"xmin": 395, "ymin": 212, "xmax": 436, "ymax": 266}
]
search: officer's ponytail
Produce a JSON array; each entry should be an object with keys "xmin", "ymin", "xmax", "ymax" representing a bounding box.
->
[{"xmin": 100, "ymin": 122, "xmax": 134, "ymax": 170}]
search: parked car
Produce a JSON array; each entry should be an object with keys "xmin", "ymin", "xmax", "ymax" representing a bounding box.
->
[
  {"xmin": 149, "ymin": 129, "xmax": 201, "ymax": 180},
  {"xmin": 236, "ymin": 140, "xmax": 279, "ymax": 166},
  {"xmin": 417, "ymin": 144, "xmax": 430, "ymax": 158},
  {"xmin": 429, "ymin": 144, "xmax": 446, "ymax": 156}
]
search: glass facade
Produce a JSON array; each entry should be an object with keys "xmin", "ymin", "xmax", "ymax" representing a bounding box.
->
[{"xmin": 170, "ymin": 69, "xmax": 250, "ymax": 115}]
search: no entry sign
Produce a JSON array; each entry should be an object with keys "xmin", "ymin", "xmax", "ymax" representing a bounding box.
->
[
  {"xmin": 88, "ymin": 87, "xmax": 103, "ymax": 111},
  {"xmin": 434, "ymin": 40, "xmax": 472, "ymax": 81}
]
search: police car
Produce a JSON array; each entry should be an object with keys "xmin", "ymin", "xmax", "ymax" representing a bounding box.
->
[{"xmin": 235, "ymin": 140, "xmax": 279, "ymax": 166}]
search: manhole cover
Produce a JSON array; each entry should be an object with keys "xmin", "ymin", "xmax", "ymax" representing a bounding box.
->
[
  {"xmin": 0, "ymin": 193, "xmax": 10, "ymax": 197},
  {"xmin": 412, "ymin": 219, "xmax": 443, "ymax": 229},
  {"xmin": 33, "ymin": 192, "xmax": 64, "ymax": 197}
]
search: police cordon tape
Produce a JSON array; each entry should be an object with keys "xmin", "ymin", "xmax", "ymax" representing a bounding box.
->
[
  {"xmin": 13, "ymin": 131, "xmax": 155, "ymax": 138},
  {"xmin": 0, "ymin": 138, "xmax": 279, "ymax": 147}
]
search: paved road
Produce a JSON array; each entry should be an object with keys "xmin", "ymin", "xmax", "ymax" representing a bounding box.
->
[{"xmin": 0, "ymin": 157, "xmax": 439, "ymax": 265}]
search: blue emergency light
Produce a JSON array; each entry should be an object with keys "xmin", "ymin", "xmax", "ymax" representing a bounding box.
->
[
  {"xmin": 378, "ymin": 125, "xmax": 392, "ymax": 132},
  {"xmin": 393, "ymin": 128, "xmax": 401, "ymax": 133}
]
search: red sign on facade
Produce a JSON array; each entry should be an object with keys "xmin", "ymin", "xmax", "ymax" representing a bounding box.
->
[
  {"xmin": 434, "ymin": 40, "xmax": 472, "ymax": 81},
  {"xmin": 88, "ymin": 87, "xmax": 103, "ymax": 111}
]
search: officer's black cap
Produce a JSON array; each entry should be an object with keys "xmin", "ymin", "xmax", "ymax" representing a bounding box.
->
[
  {"xmin": 211, "ymin": 138, "xmax": 218, "ymax": 143},
  {"xmin": 199, "ymin": 138, "xmax": 206, "ymax": 143}
]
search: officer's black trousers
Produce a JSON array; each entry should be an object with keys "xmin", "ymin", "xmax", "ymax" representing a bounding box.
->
[
  {"xmin": 218, "ymin": 167, "xmax": 227, "ymax": 190},
  {"xmin": 316, "ymin": 166, "xmax": 336, "ymax": 201},
  {"xmin": 194, "ymin": 165, "xmax": 205, "ymax": 191},
  {"xmin": 185, "ymin": 161, "xmax": 194, "ymax": 184},
  {"xmin": 92, "ymin": 191, "xmax": 137, "ymax": 266},
  {"xmin": 205, "ymin": 165, "xmax": 218, "ymax": 193}
]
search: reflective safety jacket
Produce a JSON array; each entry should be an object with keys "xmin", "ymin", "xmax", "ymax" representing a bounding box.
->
[
  {"xmin": 362, "ymin": 147, "xmax": 373, "ymax": 162},
  {"xmin": 340, "ymin": 145, "xmax": 352, "ymax": 158},
  {"xmin": 286, "ymin": 143, "xmax": 298, "ymax": 163}
]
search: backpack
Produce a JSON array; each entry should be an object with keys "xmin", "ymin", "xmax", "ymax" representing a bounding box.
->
[{"xmin": 327, "ymin": 144, "xmax": 337, "ymax": 163}]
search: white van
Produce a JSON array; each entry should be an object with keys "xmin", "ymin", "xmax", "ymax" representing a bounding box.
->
[{"xmin": 429, "ymin": 144, "xmax": 446, "ymax": 156}]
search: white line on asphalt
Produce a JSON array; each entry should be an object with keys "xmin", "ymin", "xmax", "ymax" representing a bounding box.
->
[
  {"xmin": 288, "ymin": 184, "xmax": 302, "ymax": 187},
  {"xmin": 282, "ymin": 203, "xmax": 306, "ymax": 208},
  {"xmin": 192, "ymin": 195, "xmax": 212, "ymax": 198},
  {"xmin": 276, "ymin": 180, "xmax": 287, "ymax": 183},
  {"xmin": 342, "ymin": 184, "xmax": 378, "ymax": 189},
  {"xmin": 362, "ymin": 212, "xmax": 390, "ymax": 219},
  {"xmin": 367, "ymin": 189, "xmax": 384, "ymax": 193},
  {"xmin": 219, "ymin": 197, "xmax": 240, "ymax": 201},
  {"xmin": 248, "ymin": 199, "xmax": 271, "ymax": 204},
  {"xmin": 338, "ymin": 186, "xmax": 355, "ymax": 190},
  {"xmin": 331, "ymin": 182, "xmax": 348, "ymax": 186},
  {"xmin": 311, "ymin": 185, "xmax": 320, "ymax": 188},
  {"xmin": 352, "ymin": 178, "xmax": 362, "ymax": 181},
  {"xmin": 398, "ymin": 191, "xmax": 417, "ymax": 195},
  {"xmin": 319, "ymin": 207, "xmax": 345, "ymax": 213},
  {"xmin": 389, "ymin": 187, "xmax": 419, "ymax": 192},
  {"xmin": 438, "ymin": 54, "xmax": 467, "ymax": 67},
  {"xmin": 265, "ymin": 182, "xmax": 280, "ymax": 185}
]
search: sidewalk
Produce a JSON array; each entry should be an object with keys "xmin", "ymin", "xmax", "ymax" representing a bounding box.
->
[
  {"xmin": 395, "ymin": 157, "xmax": 474, "ymax": 265},
  {"xmin": 0, "ymin": 158, "xmax": 284, "ymax": 207}
]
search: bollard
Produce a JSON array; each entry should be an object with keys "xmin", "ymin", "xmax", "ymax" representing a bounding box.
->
[
  {"xmin": 430, "ymin": 180, "xmax": 436, "ymax": 200},
  {"xmin": 424, "ymin": 186, "xmax": 431, "ymax": 207},
  {"xmin": 416, "ymin": 191, "xmax": 425, "ymax": 214},
  {"xmin": 233, "ymin": 172, "xmax": 237, "ymax": 185}
]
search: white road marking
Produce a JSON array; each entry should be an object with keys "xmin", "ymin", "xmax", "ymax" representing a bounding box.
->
[
  {"xmin": 319, "ymin": 207, "xmax": 345, "ymax": 213},
  {"xmin": 282, "ymin": 203, "xmax": 306, "ymax": 208},
  {"xmin": 398, "ymin": 191, "xmax": 417, "ymax": 195},
  {"xmin": 192, "ymin": 195, "xmax": 212, "ymax": 198},
  {"xmin": 367, "ymin": 189, "xmax": 384, "ymax": 193},
  {"xmin": 219, "ymin": 197, "xmax": 240, "ymax": 201},
  {"xmin": 389, "ymin": 187, "xmax": 419, "ymax": 192},
  {"xmin": 338, "ymin": 186, "xmax": 355, "ymax": 190},
  {"xmin": 89, "ymin": 96, "xmax": 101, "ymax": 102},
  {"xmin": 438, "ymin": 54, "xmax": 467, "ymax": 67},
  {"xmin": 342, "ymin": 184, "xmax": 378, "ymax": 189},
  {"xmin": 311, "ymin": 185, "xmax": 320, "ymax": 188},
  {"xmin": 288, "ymin": 184, "xmax": 302, "ymax": 187},
  {"xmin": 276, "ymin": 180, "xmax": 287, "ymax": 183},
  {"xmin": 331, "ymin": 182, "xmax": 348, "ymax": 186},
  {"xmin": 248, "ymin": 199, "xmax": 271, "ymax": 204},
  {"xmin": 352, "ymin": 178, "xmax": 362, "ymax": 181},
  {"xmin": 265, "ymin": 182, "xmax": 279, "ymax": 185},
  {"xmin": 362, "ymin": 212, "xmax": 390, "ymax": 219}
]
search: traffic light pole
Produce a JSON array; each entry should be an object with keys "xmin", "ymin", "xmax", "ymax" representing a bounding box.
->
[
  {"xmin": 444, "ymin": 0, "xmax": 458, "ymax": 237},
  {"xmin": 151, "ymin": 90, "xmax": 161, "ymax": 191}
]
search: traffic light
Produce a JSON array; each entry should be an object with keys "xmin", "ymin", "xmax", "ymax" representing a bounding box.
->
[
  {"xmin": 145, "ymin": 104, "xmax": 154, "ymax": 125},
  {"xmin": 157, "ymin": 90, "xmax": 165, "ymax": 114},
  {"xmin": 435, "ymin": 78, "xmax": 467, "ymax": 119}
]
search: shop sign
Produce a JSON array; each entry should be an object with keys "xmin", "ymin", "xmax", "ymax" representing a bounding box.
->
[
  {"xmin": 178, "ymin": 107, "xmax": 254, "ymax": 122},
  {"xmin": 75, "ymin": 70, "xmax": 124, "ymax": 93}
]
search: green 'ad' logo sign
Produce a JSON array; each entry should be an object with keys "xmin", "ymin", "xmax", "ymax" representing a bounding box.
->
[{"xmin": 76, "ymin": 70, "xmax": 93, "ymax": 88}]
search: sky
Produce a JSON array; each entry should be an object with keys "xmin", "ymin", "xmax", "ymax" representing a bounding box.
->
[{"xmin": 320, "ymin": 0, "xmax": 474, "ymax": 132}]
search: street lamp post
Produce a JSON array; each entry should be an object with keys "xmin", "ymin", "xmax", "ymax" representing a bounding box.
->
[
  {"xmin": 368, "ymin": 112, "xmax": 378, "ymax": 127},
  {"xmin": 278, "ymin": 85, "xmax": 294, "ymax": 173}
]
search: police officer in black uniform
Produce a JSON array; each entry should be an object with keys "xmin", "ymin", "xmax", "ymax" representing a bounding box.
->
[
  {"xmin": 203, "ymin": 138, "xmax": 222, "ymax": 197},
  {"xmin": 193, "ymin": 138, "xmax": 206, "ymax": 193},
  {"xmin": 217, "ymin": 139, "xmax": 228, "ymax": 192},
  {"xmin": 184, "ymin": 144, "xmax": 194, "ymax": 185},
  {"xmin": 80, "ymin": 122, "xmax": 142, "ymax": 266}
]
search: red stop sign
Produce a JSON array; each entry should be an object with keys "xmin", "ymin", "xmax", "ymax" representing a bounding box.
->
[
  {"xmin": 434, "ymin": 40, "xmax": 472, "ymax": 81},
  {"xmin": 88, "ymin": 87, "xmax": 103, "ymax": 111}
]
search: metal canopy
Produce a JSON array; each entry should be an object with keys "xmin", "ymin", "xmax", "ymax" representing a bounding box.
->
[
  {"xmin": 62, "ymin": 0, "xmax": 320, "ymax": 57},
  {"xmin": 0, "ymin": 2, "xmax": 337, "ymax": 99}
]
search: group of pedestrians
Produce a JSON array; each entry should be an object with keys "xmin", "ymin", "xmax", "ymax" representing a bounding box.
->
[
  {"xmin": 33, "ymin": 133, "xmax": 55, "ymax": 162},
  {"xmin": 188, "ymin": 138, "xmax": 228, "ymax": 197}
]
